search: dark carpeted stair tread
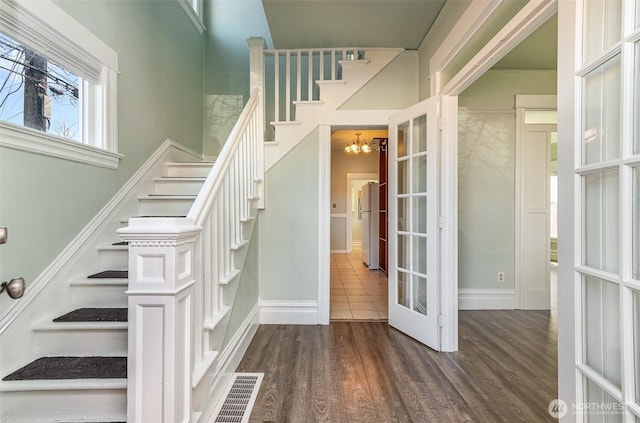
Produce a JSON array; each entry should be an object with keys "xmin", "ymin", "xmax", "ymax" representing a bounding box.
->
[
  {"xmin": 53, "ymin": 308, "xmax": 127, "ymax": 322},
  {"xmin": 2, "ymin": 356, "xmax": 126, "ymax": 381},
  {"xmin": 87, "ymin": 270, "xmax": 128, "ymax": 279}
]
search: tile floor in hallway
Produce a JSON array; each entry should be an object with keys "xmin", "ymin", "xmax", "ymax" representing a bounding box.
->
[{"xmin": 330, "ymin": 244, "xmax": 388, "ymax": 320}]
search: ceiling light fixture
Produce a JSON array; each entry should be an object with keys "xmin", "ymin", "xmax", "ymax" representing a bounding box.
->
[{"xmin": 344, "ymin": 132, "xmax": 371, "ymax": 154}]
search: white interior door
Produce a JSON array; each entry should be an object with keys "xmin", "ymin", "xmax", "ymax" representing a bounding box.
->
[
  {"xmin": 520, "ymin": 125, "xmax": 556, "ymax": 310},
  {"xmin": 388, "ymin": 97, "xmax": 440, "ymax": 350}
]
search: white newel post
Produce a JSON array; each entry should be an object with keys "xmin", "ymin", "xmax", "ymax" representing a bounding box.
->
[
  {"xmin": 247, "ymin": 37, "xmax": 266, "ymax": 209},
  {"xmin": 118, "ymin": 218, "xmax": 202, "ymax": 423}
]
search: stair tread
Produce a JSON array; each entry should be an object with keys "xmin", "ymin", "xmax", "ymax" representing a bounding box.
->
[
  {"xmin": 53, "ymin": 308, "xmax": 127, "ymax": 323},
  {"xmin": 87, "ymin": 270, "xmax": 128, "ymax": 279},
  {"xmin": 112, "ymin": 241, "xmax": 128, "ymax": 246},
  {"xmin": 2, "ymin": 357, "xmax": 126, "ymax": 381},
  {"xmin": 140, "ymin": 194, "xmax": 196, "ymax": 199},
  {"xmin": 130, "ymin": 215, "xmax": 187, "ymax": 218},
  {"xmin": 155, "ymin": 176, "xmax": 207, "ymax": 180}
]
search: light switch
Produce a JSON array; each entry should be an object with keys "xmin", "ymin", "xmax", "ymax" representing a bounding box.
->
[{"xmin": 0, "ymin": 227, "xmax": 7, "ymax": 244}]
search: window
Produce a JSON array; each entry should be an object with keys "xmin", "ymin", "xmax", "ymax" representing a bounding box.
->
[
  {"xmin": 0, "ymin": 0, "xmax": 120, "ymax": 169},
  {"xmin": 1, "ymin": 33, "xmax": 82, "ymax": 141}
]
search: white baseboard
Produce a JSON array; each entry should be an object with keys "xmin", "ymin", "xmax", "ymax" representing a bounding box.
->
[
  {"xmin": 259, "ymin": 299, "xmax": 318, "ymax": 324},
  {"xmin": 198, "ymin": 301, "xmax": 260, "ymax": 423},
  {"xmin": 330, "ymin": 250, "xmax": 348, "ymax": 254},
  {"xmin": 458, "ymin": 288, "xmax": 517, "ymax": 310}
]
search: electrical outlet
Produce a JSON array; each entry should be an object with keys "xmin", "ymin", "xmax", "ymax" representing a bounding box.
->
[{"xmin": 497, "ymin": 272, "xmax": 505, "ymax": 283}]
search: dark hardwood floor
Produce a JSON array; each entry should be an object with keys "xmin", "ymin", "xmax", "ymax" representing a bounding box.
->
[{"xmin": 236, "ymin": 310, "xmax": 558, "ymax": 422}]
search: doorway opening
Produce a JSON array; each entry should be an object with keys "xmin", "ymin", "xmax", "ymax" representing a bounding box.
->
[
  {"xmin": 456, "ymin": 14, "xmax": 558, "ymax": 316},
  {"xmin": 328, "ymin": 128, "xmax": 389, "ymax": 321}
]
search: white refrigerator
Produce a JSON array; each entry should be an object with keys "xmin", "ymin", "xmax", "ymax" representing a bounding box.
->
[{"xmin": 360, "ymin": 182, "xmax": 379, "ymax": 269}]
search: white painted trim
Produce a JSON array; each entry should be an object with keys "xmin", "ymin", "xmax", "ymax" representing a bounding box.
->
[
  {"xmin": 197, "ymin": 302, "xmax": 260, "ymax": 423},
  {"xmin": 0, "ymin": 378, "xmax": 127, "ymax": 392},
  {"xmin": 177, "ymin": 0, "xmax": 205, "ymax": 34},
  {"xmin": 443, "ymin": 0, "xmax": 557, "ymax": 96},
  {"xmin": 318, "ymin": 125, "xmax": 331, "ymax": 325},
  {"xmin": 514, "ymin": 97, "xmax": 556, "ymax": 310},
  {"xmin": 1, "ymin": 0, "xmax": 118, "ymax": 74},
  {"xmin": 0, "ymin": 121, "xmax": 123, "ymax": 169},
  {"xmin": 330, "ymin": 250, "xmax": 348, "ymax": 254},
  {"xmin": 345, "ymin": 172, "xmax": 378, "ymax": 253},
  {"xmin": 259, "ymin": 300, "xmax": 318, "ymax": 325},
  {"xmin": 458, "ymin": 288, "xmax": 517, "ymax": 310},
  {"xmin": 0, "ymin": 139, "xmax": 201, "ymax": 334},
  {"xmin": 427, "ymin": 0, "xmax": 502, "ymax": 77},
  {"xmin": 439, "ymin": 95, "xmax": 459, "ymax": 352},
  {"xmin": 515, "ymin": 95, "xmax": 558, "ymax": 109}
]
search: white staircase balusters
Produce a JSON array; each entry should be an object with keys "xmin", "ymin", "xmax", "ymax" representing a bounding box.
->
[
  {"xmin": 249, "ymin": 37, "xmax": 404, "ymax": 171},
  {"xmin": 118, "ymin": 90, "xmax": 264, "ymax": 422},
  {"xmin": 261, "ymin": 46, "xmax": 366, "ymax": 126}
]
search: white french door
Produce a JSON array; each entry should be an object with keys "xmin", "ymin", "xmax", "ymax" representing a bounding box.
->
[
  {"xmin": 567, "ymin": 0, "xmax": 640, "ymax": 421},
  {"xmin": 388, "ymin": 97, "xmax": 441, "ymax": 350}
]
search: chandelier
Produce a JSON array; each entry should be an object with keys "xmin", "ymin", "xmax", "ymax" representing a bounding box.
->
[{"xmin": 344, "ymin": 132, "xmax": 371, "ymax": 154}]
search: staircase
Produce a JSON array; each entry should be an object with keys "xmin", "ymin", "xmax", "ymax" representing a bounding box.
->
[
  {"xmin": 0, "ymin": 160, "xmax": 213, "ymax": 422},
  {"xmin": 0, "ymin": 38, "xmax": 395, "ymax": 420},
  {"xmin": 251, "ymin": 42, "xmax": 404, "ymax": 171}
]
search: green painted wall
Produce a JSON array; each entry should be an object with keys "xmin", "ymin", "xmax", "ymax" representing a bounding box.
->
[
  {"xmin": 458, "ymin": 70, "xmax": 557, "ymax": 291},
  {"xmin": 202, "ymin": 0, "xmax": 272, "ymax": 155},
  {"xmin": 340, "ymin": 51, "xmax": 419, "ymax": 110},
  {"xmin": 0, "ymin": 1, "xmax": 204, "ymax": 289},
  {"xmin": 259, "ymin": 129, "xmax": 319, "ymax": 301}
]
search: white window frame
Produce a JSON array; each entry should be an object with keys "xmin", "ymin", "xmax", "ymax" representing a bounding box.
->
[
  {"xmin": 178, "ymin": 0, "xmax": 205, "ymax": 34},
  {"xmin": 0, "ymin": 0, "xmax": 121, "ymax": 169}
]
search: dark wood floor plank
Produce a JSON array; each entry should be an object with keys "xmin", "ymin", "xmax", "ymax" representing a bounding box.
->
[{"xmin": 238, "ymin": 310, "xmax": 558, "ymax": 423}]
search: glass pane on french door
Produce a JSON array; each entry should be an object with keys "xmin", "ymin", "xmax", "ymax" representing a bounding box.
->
[
  {"xmin": 576, "ymin": 0, "xmax": 640, "ymax": 419},
  {"xmin": 396, "ymin": 114, "xmax": 428, "ymax": 315}
]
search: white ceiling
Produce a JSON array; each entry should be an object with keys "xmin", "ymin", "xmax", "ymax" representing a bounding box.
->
[{"xmin": 261, "ymin": 0, "xmax": 447, "ymax": 50}]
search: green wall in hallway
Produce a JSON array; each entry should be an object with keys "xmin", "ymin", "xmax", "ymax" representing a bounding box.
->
[{"xmin": 259, "ymin": 130, "xmax": 320, "ymax": 301}]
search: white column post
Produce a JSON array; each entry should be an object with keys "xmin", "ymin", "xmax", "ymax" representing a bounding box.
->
[
  {"xmin": 118, "ymin": 218, "xmax": 201, "ymax": 423},
  {"xmin": 247, "ymin": 37, "xmax": 266, "ymax": 209}
]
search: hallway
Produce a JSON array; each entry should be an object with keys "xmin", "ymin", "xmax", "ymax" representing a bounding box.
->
[{"xmin": 329, "ymin": 245, "xmax": 388, "ymax": 320}]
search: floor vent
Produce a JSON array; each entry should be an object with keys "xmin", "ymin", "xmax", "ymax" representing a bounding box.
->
[{"xmin": 212, "ymin": 373, "xmax": 263, "ymax": 423}]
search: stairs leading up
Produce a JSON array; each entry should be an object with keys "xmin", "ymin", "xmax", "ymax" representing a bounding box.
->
[
  {"xmin": 265, "ymin": 49, "xmax": 404, "ymax": 171},
  {"xmin": 0, "ymin": 161, "xmax": 214, "ymax": 422}
]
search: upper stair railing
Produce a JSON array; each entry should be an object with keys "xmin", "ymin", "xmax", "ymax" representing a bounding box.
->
[
  {"xmin": 264, "ymin": 47, "xmax": 364, "ymax": 124},
  {"xmin": 118, "ymin": 88, "xmax": 264, "ymax": 422}
]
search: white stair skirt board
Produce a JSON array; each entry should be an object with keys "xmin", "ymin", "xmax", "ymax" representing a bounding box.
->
[
  {"xmin": 458, "ymin": 289, "xmax": 517, "ymax": 310},
  {"xmin": 210, "ymin": 373, "xmax": 263, "ymax": 423},
  {"xmin": 259, "ymin": 300, "xmax": 318, "ymax": 324}
]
